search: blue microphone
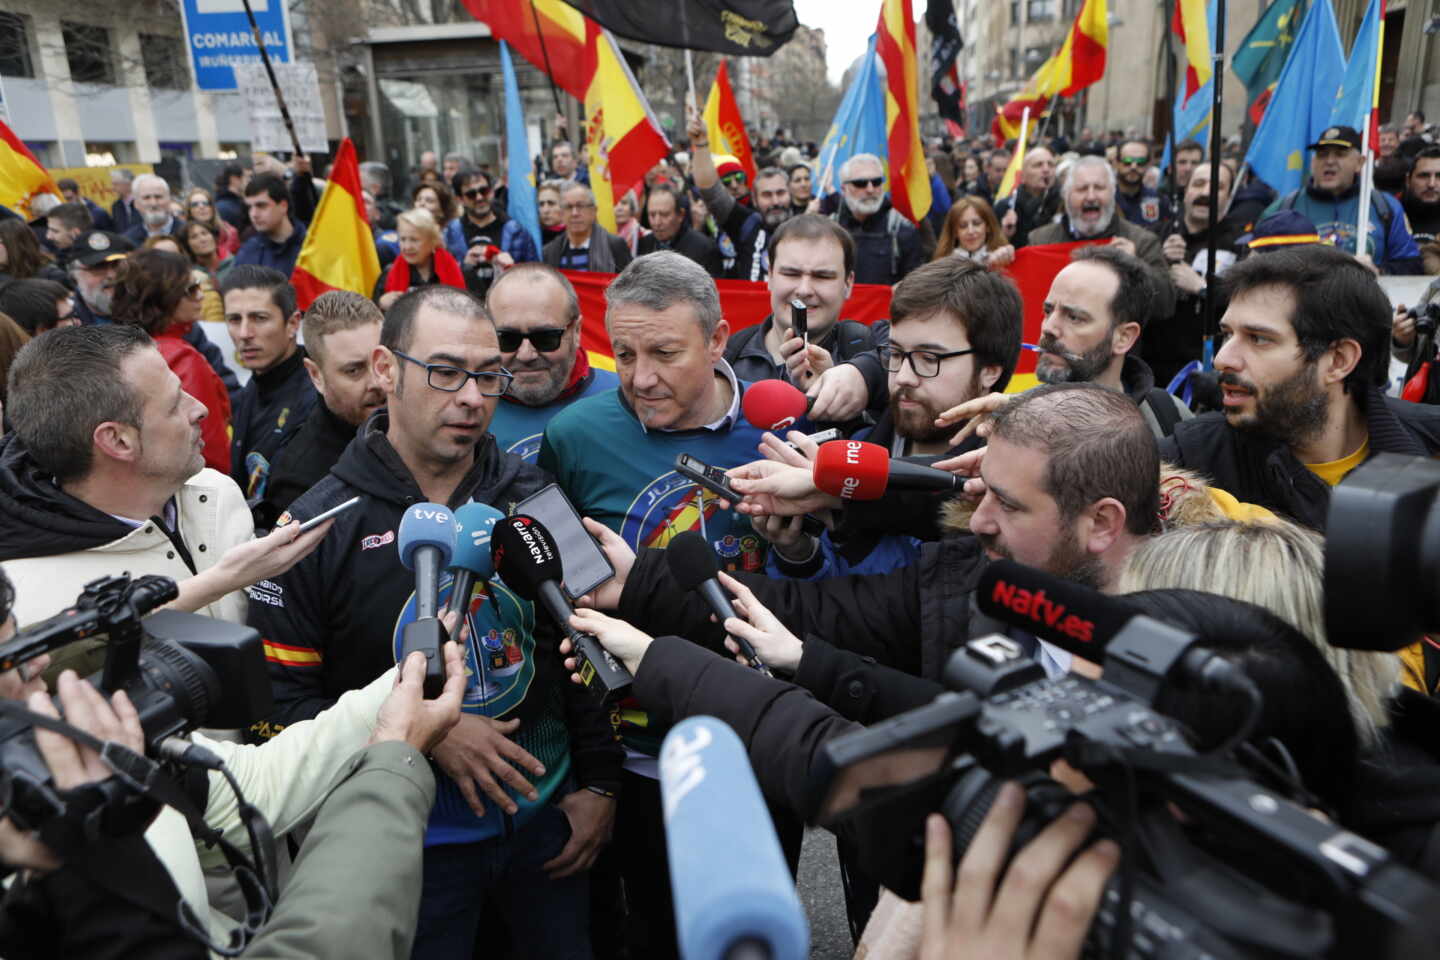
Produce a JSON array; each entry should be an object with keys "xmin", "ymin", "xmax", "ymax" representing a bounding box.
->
[
  {"xmin": 660, "ymin": 717, "xmax": 809, "ymax": 960},
  {"xmin": 396, "ymin": 502, "xmax": 457, "ymax": 697},
  {"xmin": 447, "ymin": 502, "xmax": 506, "ymax": 620}
]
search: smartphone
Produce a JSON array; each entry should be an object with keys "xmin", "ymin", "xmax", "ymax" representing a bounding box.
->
[
  {"xmin": 674, "ymin": 453, "xmax": 743, "ymax": 503},
  {"xmin": 789, "ymin": 427, "xmax": 841, "ymax": 451},
  {"xmin": 512, "ymin": 485, "xmax": 615, "ymax": 602},
  {"xmin": 789, "ymin": 298, "xmax": 808, "ymax": 344},
  {"xmin": 297, "ymin": 496, "xmax": 362, "ymax": 532}
]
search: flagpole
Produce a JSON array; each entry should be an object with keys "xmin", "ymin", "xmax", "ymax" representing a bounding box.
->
[
  {"xmin": 527, "ymin": 0, "xmax": 565, "ymax": 116},
  {"xmin": 239, "ymin": 0, "xmax": 304, "ymax": 158},
  {"xmin": 1355, "ymin": 0, "xmax": 1384, "ymax": 266},
  {"xmin": 1201, "ymin": 0, "xmax": 1226, "ymax": 372},
  {"xmin": 1012, "ymin": 106, "xmax": 1032, "ymax": 200},
  {"xmin": 1164, "ymin": 6, "xmax": 1181, "ymax": 225}
]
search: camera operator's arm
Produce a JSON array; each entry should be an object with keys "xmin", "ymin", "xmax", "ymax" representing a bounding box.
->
[
  {"xmin": 171, "ymin": 519, "xmax": 333, "ymax": 615},
  {"xmin": 1393, "ymin": 304, "xmax": 1418, "ymax": 363},
  {"xmin": 918, "ymin": 787, "xmax": 1117, "ymax": 960}
]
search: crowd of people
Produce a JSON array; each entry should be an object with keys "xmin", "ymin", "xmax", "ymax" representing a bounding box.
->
[{"xmin": 0, "ymin": 97, "xmax": 1439, "ymax": 960}]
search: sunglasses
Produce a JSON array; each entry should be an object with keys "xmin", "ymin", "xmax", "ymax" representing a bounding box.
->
[
  {"xmin": 1118, "ymin": 157, "xmax": 1148, "ymax": 166},
  {"xmin": 185, "ymin": 282, "xmax": 203, "ymax": 299},
  {"xmin": 463, "ymin": 186, "xmax": 491, "ymax": 199},
  {"xmin": 496, "ymin": 327, "xmax": 568, "ymax": 353},
  {"xmin": 721, "ymin": 172, "xmax": 748, "ymax": 184},
  {"xmin": 846, "ymin": 176, "xmax": 885, "ymax": 189}
]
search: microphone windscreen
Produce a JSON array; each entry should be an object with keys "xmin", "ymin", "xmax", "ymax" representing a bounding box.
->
[
  {"xmin": 975, "ymin": 559, "xmax": 1140, "ymax": 657},
  {"xmin": 665, "ymin": 531, "xmax": 720, "ymax": 592},
  {"xmin": 397, "ymin": 502, "xmax": 457, "ymax": 571},
  {"xmin": 661, "ymin": 717, "xmax": 809, "ymax": 960},
  {"xmin": 813, "ymin": 439, "xmax": 890, "ymax": 500},
  {"xmin": 490, "ymin": 514, "xmax": 563, "ymax": 602},
  {"xmin": 451, "ymin": 502, "xmax": 505, "ymax": 579},
  {"xmin": 742, "ymin": 379, "xmax": 809, "ymax": 432}
]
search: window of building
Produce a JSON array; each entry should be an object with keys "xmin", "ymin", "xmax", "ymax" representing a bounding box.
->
[
  {"xmin": 1028, "ymin": 0, "xmax": 1057, "ymax": 20},
  {"xmin": 1009, "ymin": 0, "xmax": 1020, "ymax": 24},
  {"xmin": 0, "ymin": 12, "xmax": 36, "ymax": 78},
  {"xmin": 140, "ymin": 33, "xmax": 189, "ymax": 90},
  {"xmin": 62, "ymin": 22, "xmax": 115, "ymax": 85}
]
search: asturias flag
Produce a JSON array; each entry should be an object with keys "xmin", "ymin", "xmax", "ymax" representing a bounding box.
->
[
  {"xmin": 1232, "ymin": 0, "xmax": 1308, "ymax": 125},
  {"xmin": 501, "ymin": 41, "xmax": 542, "ymax": 252},
  {"xmin": 1242, "ymin": 0, "xmax": 1345, "ymax": 198},
  {"xmin": 703, "ymin": 62, "xmax": 758, "ymax": 184},
  {"xmin": 1328, "ymin": 0, "xmax": 1382, "ymax": 135},
  {"xmin": 0, "ymin": 119, "xmax": 58, "ymax": 219},
  {"xmin": 291, "ymin": 138, "xmax": 381, "ymax": 310},
  {"xmin": 875, "ymin": 0, "xmax": 932, "ymax": 224},
  {"xmin": 815, "ymin": 33, "xmax": 888, "ymax": 197}
]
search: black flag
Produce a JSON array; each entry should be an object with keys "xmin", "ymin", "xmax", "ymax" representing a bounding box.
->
[
  {"xmin": 926, "ymin": 0, "xmax": 965, "ymax": 130},
  {"xmin": 559, "ymin": 0, "xmax": 798, "ymax": 57}
]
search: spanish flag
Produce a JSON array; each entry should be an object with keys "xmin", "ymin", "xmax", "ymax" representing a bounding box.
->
[
  {"xmin": 703, "ymin": 62, "xmax": 757, "ymax": 184},
  {"xmin": 994, "ymin": 0, "xmax": 1107, "ymax": 142},
  {"xmin": 291, "ymin": 139, "xmax": 381, "ymax": 311},
  {"xmin": 0, "ymin": 119, "xmax": 58, "ymax": 218},
  {"xmin": 583, "ymin": 29, "xmax": 671, "ymax": 232},
  {"xmin": 1172, "ymin": 0, "xmax": 1213, "ymax": 105},
  {"xmin": 875, "ymin": 0, "xmax": 932, "ymax": 225},
  {"xmin": 461, "ymin": 0, "xmax": 592, "ymax": 99}
]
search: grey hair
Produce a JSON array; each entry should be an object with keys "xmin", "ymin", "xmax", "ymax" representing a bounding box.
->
[
  {"xmin": 604, "ymin": 251, "xmax": 722, "ymax": 338},
  {"xmin": 443, "ymin": 152, "xmax": 472, "ymax": 165},
  {"xmin": 558, "ymin": 180, "xmax": 595, "ymax": 206},
  {"xmin": 1116, "ymin": 520, "xmax": 1400, "ymax": 746},
  {"xmin": 1059, "ymin": 155, "xmax": 1116, "ymax": 195},
  {"xmin": 839, "ymin": 153, "xmax": 884, "ymax": 181},
  {"xmin": 132, "ymin": 173, "xmax": 169, "ymax": 195},
  {"xmin": 110, "ymin": 168, "xmax": 135, "ymax": 183}
]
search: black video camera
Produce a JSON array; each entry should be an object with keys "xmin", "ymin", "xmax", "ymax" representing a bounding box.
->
[
  {"xmin": 809, "ymin": 584, "xmax": 1440, "ymax": 959},
  {"xmin": 0, "ymin": 573, "xmax": 271, "ymax": 832}
]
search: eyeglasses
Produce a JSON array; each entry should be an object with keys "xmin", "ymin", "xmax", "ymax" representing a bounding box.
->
[
  {"xmin": 846, "ymin": 176, "xmax": 885, "ymax": 189},
  {"xmin": 392, "ymin": 350, "xmax": 513, "ymax": 395},
  {"xmin": 562, "ymin": 202, "xmax": 595, "ymax": 213},
  {"xmin": 721, "ymin": 172, "xmax": 748, "ymax": 185},
  {"xmin": 188, "ymin": 198, "xmax": 212, "ymax": 207},
  {"xmin": 1118, "ymin": 157, "xmax": 1148, "ymax": 167},
  {"xmin": 496, "ymin": 327, "xmax": 569, "ymax": 353},
  {"xmin": 880, "ymin": 345, "xmax": 975, "ymax": 378},
  {"xmin": 462, "ymin": 186, "xmax": 491, "ymax": 199}
]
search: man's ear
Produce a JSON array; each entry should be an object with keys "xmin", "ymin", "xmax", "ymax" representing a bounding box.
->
[
  {"xmin": 1323, "ymin": 337, "xmax": 1363, "ymax": 387},
  {"xmin": 1080, "ymin": 496, "xmax": 1128, "ymax": 555},
  {"xmin": 709, "ymin": 317, "xmax": 731, "ymax": 362},
  {"xmin": 303, "ymin": 357, "xmax": 324, "ymax": 395},
  {"xmin": 286, "ymin": 311, "xmax": 302, "ymax": 340},
  {"xmin": 373, "ymin": 346, "xmax": 400, "ymax": 395},
  {"xmin": 978, "ymin": 364, "xmax": 1003, "ymax": 392},
  {"xmin": 1111, "ymin": 321, "xmax": 1142, "ymax": 358},
  {"xmin": 92, "ymin": 420, "xmax": 140, "ymax": 465}
]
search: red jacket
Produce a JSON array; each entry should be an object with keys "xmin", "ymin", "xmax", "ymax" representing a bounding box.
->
[{"xmin": 155, "ymin": 330, "xmax": 232, "ymax": 475}]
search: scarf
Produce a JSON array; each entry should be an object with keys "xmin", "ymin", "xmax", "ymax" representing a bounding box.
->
[{"xmin": 385, "ymin": 246, "xmax": 466, "ymax": 293}]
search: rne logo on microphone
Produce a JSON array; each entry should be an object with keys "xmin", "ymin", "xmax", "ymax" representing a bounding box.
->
[
  {"xmin": 989, "ymin": 579, "xmax": 1095, "ymax": 643},
  {"xmin": 840, "ymin": 475, "xmax": 862, "ymax": 500},
  {"xmin": 844, "ymin": 441, "xmax": 862, "ymax": 466}
]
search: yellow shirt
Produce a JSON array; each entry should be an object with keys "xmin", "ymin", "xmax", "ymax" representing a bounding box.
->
[{"xmin": 1305, "ymin": 438, "xmax": 1370, "ymax": 487}]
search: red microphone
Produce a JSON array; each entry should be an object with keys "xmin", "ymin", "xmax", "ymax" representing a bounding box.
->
[
  {"xmin": 813, "ymin": 440, "xmax": 962, "ymax": 501},
  {"xmin": 742, "ymin": 379, "xmax": 811, "ymax": 432}
]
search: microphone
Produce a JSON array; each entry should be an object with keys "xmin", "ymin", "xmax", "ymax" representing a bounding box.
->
[
  {"xmin": 446, "ymin": 502, "xmax": 505, "ymax": 619},
  {"xmin": 396, "ymin": 502, "xmax": 457, "ymax": 697},
  {"xmin": 742, "ymin": 379, "xmax": 811, "ymax": 432},
  {"xmin": 666, "ymin": 532, "xmax": 773, "ymax": 677},
  {"xmin": 490, "ymin": 514, "xmax": 633, "ymax": 700},
  {"xmin": 660, "ymin": 717, "xmax": 809, "ymax": 960},
  {"xmin": 812, "ymin": 440, "xmax": 961, "ymax": 501},
  {"xmin": 974, "ymin": 559, "xmax": 1141, "ymax": 659}
]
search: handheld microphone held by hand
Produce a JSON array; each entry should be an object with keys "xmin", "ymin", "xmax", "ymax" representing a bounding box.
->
[
  {"xmin": 447, "ymin": 502, "xmax": 505, "ymax": 619},
  {"xmin": 667, "ymin": 532, "xmax": 773, "ymax": 677},
  {"xmin": 491, "ymin": 515, "xmax": 633, "ymax": 701},
  {"xmin": 742, "ymin": 379, "xmax": 812, "ymax": 433},
  {"xmin": 397, "ymin": 502, "xmax": 457, "ymax": 697},
  {"xmin": 812, "ymin": 439, "xmax": 961, "ymax": 501},
  {"xmin": 661, "ymin": 717, "xmax": 809, "ymax": 960}
]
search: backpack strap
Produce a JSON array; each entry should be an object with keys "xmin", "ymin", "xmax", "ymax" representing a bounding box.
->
[{"xmin": 1145, "ymin": 388, "xmax": 1182, "ymax": 437}]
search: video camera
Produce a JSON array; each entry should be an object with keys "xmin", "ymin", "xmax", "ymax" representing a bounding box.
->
[
  {"xmin": 809, "ymin": 559, "xmax": 1440, "ymax": 959},
  {"xmin": 0, "ymin": 572, "xmax": 271, "ymax": 833}
]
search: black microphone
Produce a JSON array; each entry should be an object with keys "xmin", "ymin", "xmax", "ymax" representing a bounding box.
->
[
  {"xmin": 491, "ymin": 514, "xmax": 633, "ymax": 701},
  {"xmin": 666, "ymin": 531, "xmax": 773, "ymax": 677}
]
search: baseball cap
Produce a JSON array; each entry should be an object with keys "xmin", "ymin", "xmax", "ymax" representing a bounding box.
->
[
  {"xmin": 1307, "ymin": 126, "xmax": 1362, "ymax": 151},
  {"xmin": 714, "ymin": 155, "xmax": 746, "ymax": 180},
  {"xmin": 1237, "ymin": 210, "xmax": 1322, "ymax": 251},
  {"xmin": 72, "ymin": 230, "xmax": 135, "ymax": 268}
]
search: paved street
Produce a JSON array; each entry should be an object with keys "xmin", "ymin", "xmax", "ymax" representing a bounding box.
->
[{"xmin": 798, "ymin": 828, "xmax": 856, "ymax": 959}]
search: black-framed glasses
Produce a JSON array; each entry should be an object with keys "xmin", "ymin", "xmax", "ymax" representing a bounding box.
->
[
  {"xmin": 880, "ymin": 345, "xmax": 975, "ymax": 378},
  {"xmin": 496, "ymin": 327, "xmax": 568, "ymax": 353},
  {"xmin": 846, "ymin": 176, "xmax": 885, "ymax": 189},
  {"xmin": 392, "ymin": 350, "xmax": 513, "ymax": 395}
]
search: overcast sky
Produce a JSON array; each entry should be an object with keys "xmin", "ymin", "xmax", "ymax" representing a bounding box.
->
[{"xmin": 792, "ymin": 0, "xmax": 903, "ymax": 87}]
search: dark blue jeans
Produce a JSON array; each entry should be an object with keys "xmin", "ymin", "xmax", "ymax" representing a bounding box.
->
[{"xmin": 411, "ymin": 804, "xmax": 591, "ymax": 960}]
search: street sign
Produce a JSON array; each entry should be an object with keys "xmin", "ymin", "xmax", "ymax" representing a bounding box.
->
[
  {"xmin": 236, "ymin": 62, "xmax": 328, "ymax": 153},
  {"xmin": 179, "ymin": 0, "xmax": 294, "ymax": 92}
]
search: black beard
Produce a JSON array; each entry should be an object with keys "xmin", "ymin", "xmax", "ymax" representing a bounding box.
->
[
  {"xmin": 1035, "ymin": 330, "xmax": 1114, "ymax": 385},
  {"xmin": 1219, "ymin": 360, "xmax": 1329, "ymax": 445}
]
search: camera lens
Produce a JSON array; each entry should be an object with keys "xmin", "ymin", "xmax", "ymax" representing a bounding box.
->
[{"xmin": 135, "ymin": 639, "xmax": 220, "ymax": 729}]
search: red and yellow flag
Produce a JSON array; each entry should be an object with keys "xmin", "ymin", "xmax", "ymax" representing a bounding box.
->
[
  {"xmin": 993, "ymin": 0, "xmax": 1107, "ymax": 142},
  {"xmin": 291, "ymin": 138, "xmax": 381, "ymax": 311},
  {"xmin": 461, "ymin": 0, "xmax": 591, "ymax": 99},
  {"xmin": 875, "ymin": 0, "xmax": 931, "ymax": 225},
  {"xmin": 583, "ymin": 29, "xmax": 670, "ymax": 232},
  {"xmin": 1172, "ymin": 0, "xmax": 1213, "ymax": 105},
  {"xmin": 702, "ymin": 62, "xmax": 757, "ymax": 184},
  {"xmin": 0, "ymin": 120, "xmax": 58, "ymax": 218}
]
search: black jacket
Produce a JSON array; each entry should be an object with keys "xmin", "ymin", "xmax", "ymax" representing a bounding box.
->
[
  {"xmin": 541, "ymin": 230, "xmax": 632, "ymax": 272},
  {"xmin": 214, "ymin": 188, "xmax": 248, "ymax": 232},
  {"xmin": 724, "ymin": 317, "xmax": 880, "ymax": 389},
  {"xmin": 229, "ymin": 346, "xmax": 317, "ymax": 519},
  {"xmin": 834, "ymin": 198, "xmax": 923, "ymax": 286},
  {"xmin": 246, "ymin": 412, "xmax": 621, "ymax": 786},
  {"xmin": 637, "ymin": 221, "xmax": 724, "ymax": 278},
  {"xmin": 618, "ymin": 533, "xmax": 989, "ymax": 726},
  {"xmin": 1348, "ymin": 688, "xmax": 1440, "ymax": 881},
  {"xmin": 1402, "ymin": 194, "xmax": 1440, "ymax": 247},
  {"xmin": 993, "ymin": 185, "xmax": 1062, "ymax": 249},
  {"xmin": 0, "ymin": 433, "xmax": 132, "ymax": 562},
  {"xmin": 1158, "ymin": 386, "xmax": 1440, "ymax": 529},
  {"xmin": 261, "ymin": 399, "xmax": 362, "ymax": 523},
  {"xmin": 1141, "ymin": 217, "xmax": 1243, "ymax": 388}
]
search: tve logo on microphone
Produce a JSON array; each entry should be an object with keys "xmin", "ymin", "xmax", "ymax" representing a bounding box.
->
[
  {"xmin": 659, "ymin": 721, "xmax": 712, "ymax": 820},
  {"xmin": 410, "ymin": 506, "xmax": 451, "ymax": 524}
]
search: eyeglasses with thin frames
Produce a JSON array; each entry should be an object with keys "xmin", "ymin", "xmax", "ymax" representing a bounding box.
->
[{"xmin": 391, "ymin": 350, "xmax": 514, "ymax": 395}]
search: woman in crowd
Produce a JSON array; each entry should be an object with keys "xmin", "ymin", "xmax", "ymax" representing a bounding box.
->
[
  {"xmin": 184, "ymin": 187, "xmax": 240, "ymax": 259},
  {"xmin": 411, "ymin": 181, "xmax": 459, "ymax": 233},
  {"xmin": 0, "ymin": 220, "xmax": 65, "ymax": 284},
  {"xmin": 142, "ymin": 235, "xmax": 185, "ymax": 256},
  {"xmin": 374, "ymin": 208, "xmax": 471, "ymax": 310},
  {"xmin": 614, "ymin": 191, "xmax": 645, "ymax": 257},
  {"xmin": 179, "ymin": 221, "xmax": 229, "ymax": 326},
  {"xmin": 110, "ymin": 249, "xmax": 231, "ymax": 473},
  {"xmin": 955, "ymin": 154, "xmax": 984, "ymax": 197},
  {"xmin": 537, "ymin": 181, "xmax": 566, "ymax": 243},
  {"xmin": 0, "ymin": 312, "xmax": 28, "ymax": 421},
  {"xmin": 932, "ymin": 196, "xmax": 1014, "ymax": 268},
  {"xmin": 788, "ymin": 163, "xmax": 814, "ymax": 216},
  {"xmin": 0, "ymin": 278, "xmax": 77, "ymax": 337}
]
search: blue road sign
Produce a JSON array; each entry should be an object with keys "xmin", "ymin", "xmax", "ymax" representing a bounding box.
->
[{"xmin": 179, "ymin": 0, "xmax": 293, "ymax": 92}]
